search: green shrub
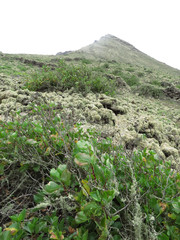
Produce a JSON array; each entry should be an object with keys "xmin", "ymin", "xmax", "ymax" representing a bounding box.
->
[
  {"xmin": 124, "ymin": 75, "xmax": 140, "ymax": 86},
  {"xmin": 145, "ymin": 69, "xmax": 153, "ymax": 74},
  {"xmin": 112, "ymin": 68, "xmax": 122, "ymax": 76},
  {"xmin": 176, "ymin": 84, "xmax": 180, "ymax": 89},
  {"xmin": 0, "ymin": 105, "xmax": 179, "ymax": 239},
  {"xmin": 103, "ymin": 63, "xmax": 109, "ymax": 69},
  {"xmin": 136, "ymin": 83, "xmax": 164, "ymax": 98},
  {"xmin": 126, "ymin": 67, "xmax": 135, "ymax": 72},
  {"xmin": 137, "ymin": 72, "xmax": 144, "ymax": 77},
  {"xmin": 151, "ymin": 79, "xmax": 161, "ymax": 86},
  {"xmin": 24, "ymin": 60, "xmax": 116, "ymax": 96},
  {"xmin": 81, "ymin": 58, "xmax": 92, "ymax": 64}
]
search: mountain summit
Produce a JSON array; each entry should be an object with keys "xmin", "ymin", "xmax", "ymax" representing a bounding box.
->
[{"xmin": 73, "ymin": 34, "xmax": 179, "ymax": 75}]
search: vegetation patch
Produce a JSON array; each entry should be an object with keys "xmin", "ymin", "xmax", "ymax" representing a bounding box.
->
[
  {"xmin": 136, "ymin": 83, "xmax": 164, "ymax": 98},
  {"xmin": 0, "ymin": 105, "xmax": 179, "ymax": 240},
  {"xmin": 24, "ymin": 60, "xmax": 116, "ymax": 96}
]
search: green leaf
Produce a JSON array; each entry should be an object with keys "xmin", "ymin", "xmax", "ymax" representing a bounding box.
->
[
  {"xmin": 82, "ymin": 230, "xmax": 88, "ymax": 240},
  {"xmin": 61, "ymin": 169, "xmax": 71, "ymax": 186},
  {"xmin": 76, "ymin": 140, "xmax": 93, "ymax": 151},
  {"xmin": 23, "ymin": 222, "xmax": 35, "ymax": 234},
  {"xmin": 35, "ymin": 221, "xmax": 47, "ymax": 233},
  {"xmin": 101, "ymin": 190, "xmax": 116, "ymax": 204},
  {"xmin": 81, "ymin": 180, "xmax": 90, "ymax": 196},
  {"xmin": 168, "ymin": 213, "xmax": 176, "ymax": 220},
  {"xmin": 172, "ymin": 202, "xmax": 180, "ymax": 214},
  {"xmin": 0, "ymin": 230, "xmax": 11, "ymax": 240},
  {"xmin": 34, "ymin": 127, "xmax": 43, "ymax": 134},
  {"xmin": 5, "ymin": 223, "xmax": 20, "ymax": 236},
  {"xmin": 10, "ymin": 209, "xmax": 26, "ymax": 222},
  {"xmin": 90, "ymin": 190, "xmax": 101, "ymax": 202},
  {"xmin": 175, "ymin": 214, "xmax": 180, "ymax": 225},
  {"xmin": 93, "ymin": 165, "xmax": 105, "ymax": 183},
  {"xmin": 74, "ymin": 152, "xmax": 95, "ymax": 166},
  {"xmin": 34, "ymin": 192, "xmax": 44, "ymax": 204},
  {"xmin": 75, "ymin": 211, "xmax": 88, "ymax": 224},
  {"xmin": 33, "ymin": 165, "xmax": 40, "ymax": 172},
  {"xmin": 83, "ymin": 202, "xmax": 102, "ymax": 217},
  {"xmin": 57, "ymin": 164, "xmax": 67, "ymax": 175},
  {"xmin": 44, "ymin": 181, "xmax": 62, "ymax": 193},
  {"xmin": 158, "ymin": 233, "xmax": 169, "ymax": 240},
  {"xmin": 50, "ymin": 168, "xmax": 61, "ymax": 181},
  {"xmin": 111, "ymin": 215, "xmax": 120, "ymax": 221}
]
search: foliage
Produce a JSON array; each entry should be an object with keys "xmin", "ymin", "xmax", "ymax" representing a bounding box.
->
[
  {"xmin": 24, "ymin": 60, "xmax": 116, "ymax": 96},
  {"xmin": 137, "ymin": 72, "xmax": 144, "ymax": 77},
  {"xmin": 136, "ymin": 83, "xmax": 164, "ymax": 98},
  {"xmin": 0, "ymin": 105, "xmax": 179, "ymax": 239},
  {"xmin": 126, "ymin": 67, "xmax": 135, "ymax": 72},
  {"xmin": 151, "ymin": 80, "xmax": 161, "ymax": 86},
  {"xmin": 123, "ymin": 75, "xmax": 140, "ymax": 87},
  {"xmin": 176, "ymin": 84, "xmax": 180, "ymax": 89}
]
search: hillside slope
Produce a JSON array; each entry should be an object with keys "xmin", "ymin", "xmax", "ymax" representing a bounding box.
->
[
  {"xmin": 0, "ymin": 35, "xmax": 180, "ymax": 239},
  {"xmin": 64, "ymin": 34, "xmax": 180, "ymax": 76}
]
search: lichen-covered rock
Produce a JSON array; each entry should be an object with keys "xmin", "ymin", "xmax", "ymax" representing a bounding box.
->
[
  {"xmin": 98, "ymin": 108, "xmax": 116, "ymax": 125},
  {"xmin": 161, "ymin": 142, "xmax": 179, "ymax": 158},
  {"xmin": 138, "ymin": 137, "xmax": 165, "ymax": 160},
  {"xmin": 120, "ymin": 130, "xmax": 139, "ymax": 150},
  {"xmin": 0, "ymin": 90, "xmax": 18, "ymax": 103},
  {"xmin": 16, "ymin": 94, "xmax": 30, "ymax": 105},
  {"xmin": 134, "ymin": 117, "xmax": 164, "ymax": 143},
  {"xmin": 88, "ymin": 110, "xmax": 101, "ymax": 122},
  {"xmin": 99, "ymin": 94, "xmax": 127, "ymax": 115}
]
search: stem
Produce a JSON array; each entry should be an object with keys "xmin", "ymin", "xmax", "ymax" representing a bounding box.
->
[{"xmin": 91, "ymin": 164, "xmax": 96, "ymax": 181}]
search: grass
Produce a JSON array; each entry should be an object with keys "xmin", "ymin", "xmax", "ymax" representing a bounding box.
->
[{"xmin": 0, "ymin": 104, "xmax": 179, "ymax": 239}]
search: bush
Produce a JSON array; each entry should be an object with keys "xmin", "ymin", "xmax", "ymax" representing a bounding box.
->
[
  {"xmin": 136, "ymin": 83, "xmax": 164, "ymax": 98},
  {"xmin": 24, "ymin": 60, "xmax": 116, "ymax": 96},
  {"xmin": 176, "ymin": 84, "xmax": 180, "ymax": 89},
  {"xmin": 151, "ymin": 80, "xmax": 161, "ymax": 86},
  {"xmin": 124, "ymin": 75, "xmax": 140, "ymax": 87},
  {"xmin": 0, "ymin": 105, "xmax": 179, "ymax": 239},
  {"xmin": 126, "ymin": 67, "xmax": 135, "ymax": 72},
  {"xmin": 137, "ymin": 72, "xmax": 144, "ymax": 77}
]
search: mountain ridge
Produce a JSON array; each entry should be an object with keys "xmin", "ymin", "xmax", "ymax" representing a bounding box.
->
[{"xmin": 60, "ymin": 34, "xmax": 180, "ymax": 76}]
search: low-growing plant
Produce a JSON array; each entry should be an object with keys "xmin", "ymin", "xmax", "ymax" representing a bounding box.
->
[
  {"xmin": 145, "ymin": 69, "xmax": 153, "ymax": 74},
  {"xmin": 124, "ymin": 75, "xmax": 140, "ymax": 87},
  {"xmin": 81, "ymin": 58, "xmax": 92, "ymax": 65},
  {"xmin": 151, "ymin": 79, "xmax": 161, "ymax": 86},
  {"xmin": 136, "ymin": 83, "xmax": 164, "ymax": 98},
  {"xmin": 24, "ymin": 60, "xmax": 116, "ymax": 96},
  {"xmin": 126, "ymin": 67, "xmax": 135, "ymax": 72},
  {"xmin": 103, "ymin": 63, "xmax": 109, "ymax": 69},
  {"xmin": 137, "ymin": 72, "xmax": 144, "ymax": 77},
  {"xmin": 0, "ymin": 105, "xmax": 179, "ymax": 239}
]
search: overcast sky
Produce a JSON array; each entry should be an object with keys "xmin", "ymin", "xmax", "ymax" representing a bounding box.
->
[{"xmin": 0, "ymin": 0, "xmax": 180, "ymax": 70}]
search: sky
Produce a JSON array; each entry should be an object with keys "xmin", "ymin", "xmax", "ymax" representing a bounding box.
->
[{"xmin": 0, "ymin": 0, "xmax": 180, "ymax": 70}]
